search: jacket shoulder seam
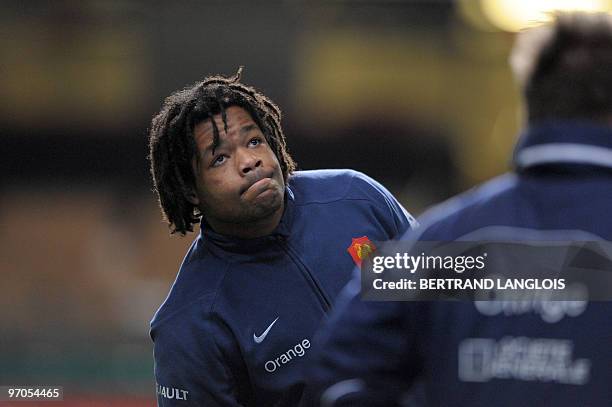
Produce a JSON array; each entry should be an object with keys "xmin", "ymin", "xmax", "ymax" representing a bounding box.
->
[{"xmin": 292, "ymin": 172, "xmax": 362, "ymax": 206}]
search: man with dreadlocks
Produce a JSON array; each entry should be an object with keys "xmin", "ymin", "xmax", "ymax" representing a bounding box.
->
[{"xmin": 148, "ymin": 68, "xmax": 416, "ymax": 406}]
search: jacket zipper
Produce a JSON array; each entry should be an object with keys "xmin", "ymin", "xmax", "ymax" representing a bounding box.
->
[{"xmin": 275, "ymin": 237, "xmax": 332, "ymax": 312}]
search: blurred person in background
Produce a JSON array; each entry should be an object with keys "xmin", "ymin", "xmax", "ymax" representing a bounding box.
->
[
  {"xmin": 147, "ymin": 69, "xmax": 416, "ymax": 406},
  {"xmin": 304, "ymin": 12, "xmax": 612, "ymax": 407}
]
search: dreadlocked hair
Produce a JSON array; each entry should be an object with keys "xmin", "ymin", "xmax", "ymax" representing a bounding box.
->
[{"xmin": 148, "ymin": 67, "xmax": 296, "ymax": 235}]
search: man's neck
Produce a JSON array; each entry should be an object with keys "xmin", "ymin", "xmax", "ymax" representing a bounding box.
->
[{"xmin": 206, "ymin": 202, "xmax": 285, "ymax": 239}]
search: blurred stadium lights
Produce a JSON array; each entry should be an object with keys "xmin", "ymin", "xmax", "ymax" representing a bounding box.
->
[{"xmin": 459, "ymin": 0, "xmax": 612, "ymax": 32}]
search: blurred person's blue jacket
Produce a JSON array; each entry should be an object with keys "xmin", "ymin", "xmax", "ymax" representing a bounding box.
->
[
  {"xmin": 304, "ymin": 121, "xmax": 612, "ymax": 407},
  {"xmin": 150, "ymin": 169, "xmax": 415, "ymax": 406}
]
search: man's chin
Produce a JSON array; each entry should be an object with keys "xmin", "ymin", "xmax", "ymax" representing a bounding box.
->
[{"xmin": 251, "ymin": 190, "xmax": 283, "ymax": 216}]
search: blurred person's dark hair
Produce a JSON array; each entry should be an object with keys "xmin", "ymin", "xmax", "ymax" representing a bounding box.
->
[
  {"xmin": 148, "ymin": 68, "xmax": 296, "ymax": 235},
  {"xmin": 511, "ymin": 12, "xmax": 612, "ymax": 124}
]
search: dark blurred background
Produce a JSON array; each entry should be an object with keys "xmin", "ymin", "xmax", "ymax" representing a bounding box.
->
[{"xmin": 3, "ymin": 0, "xmax": 607, "ymax": 405}]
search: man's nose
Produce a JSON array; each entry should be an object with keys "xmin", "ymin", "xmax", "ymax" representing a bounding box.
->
[{"xmin": 238, "ymin": 150, "xmax": 262, "ymax": 174}]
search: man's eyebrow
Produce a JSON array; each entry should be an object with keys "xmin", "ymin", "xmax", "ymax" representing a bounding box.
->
[
  {"xmin": 202, "ymin": 140, "xmax": 223, "ymax": 156},
  {"xmin": 200, "ymin": 123, "xmax": 258, "ymax": 156},
  {"xmin": 240, "ymin": 124, "xmax": 258, "ymax": 135}
]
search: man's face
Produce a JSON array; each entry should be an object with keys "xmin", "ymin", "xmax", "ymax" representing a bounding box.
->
[{"xmin": 191, "ymin": 106, "xmax": 285, "ymax": 235}]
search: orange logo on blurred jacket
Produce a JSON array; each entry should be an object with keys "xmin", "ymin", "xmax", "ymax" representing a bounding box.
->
[{"xmin": 347, "ymin": 236, "xmax": 377, "ymax": 267}]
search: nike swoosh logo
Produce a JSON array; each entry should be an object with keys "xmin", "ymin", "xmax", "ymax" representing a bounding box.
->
[{"xmin": 253, "ymin": 317, "xmax": 279, "ymax": 344}]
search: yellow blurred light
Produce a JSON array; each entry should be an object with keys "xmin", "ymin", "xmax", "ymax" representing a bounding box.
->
[{"xmin": 480, "ymin": 0, "xmax": 612, "ymax": 32}]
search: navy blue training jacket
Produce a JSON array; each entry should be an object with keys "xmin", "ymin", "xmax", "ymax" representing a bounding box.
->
[
  {"xmin": 306, "ymin": 121, "xmax": 612, "ymax": 407},
  {"xmin": 150, "ymin": 169, "xmax": 415, "ymax": 406}
]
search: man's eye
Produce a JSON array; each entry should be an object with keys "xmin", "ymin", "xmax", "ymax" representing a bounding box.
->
[
  {"xmin": 212, "ymin": 155, "xmax": 227, "ymax": 167},
  {"xmin": 248, "ymin": 138, "xmax": 262, "ymax": 147}
]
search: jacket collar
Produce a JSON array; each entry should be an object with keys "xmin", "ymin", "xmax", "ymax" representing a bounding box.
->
[
  {"xmin": 513, "ymin": 120, "xmax": 612, "ymax": 171},
  {"xmin": 198, "ymin": 185, "xmax": 295, "ymax": 256}
]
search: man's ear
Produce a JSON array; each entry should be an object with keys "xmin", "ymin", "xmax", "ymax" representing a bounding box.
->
[{"xmin": 185, "ymin": 188, "xmax": 200, "ymax": 206}]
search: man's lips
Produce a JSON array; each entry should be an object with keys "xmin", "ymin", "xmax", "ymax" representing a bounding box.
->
[
  {"xmin": 250, "ymin": 177, "xmax": 272, "ymax": 189},
  {"xmin": 240, "ymin": 173, "xmax": 275, "ymax": 196},
  {"xmin": 242, "ymin": 177, "xmax": 276, "ymax": 199}
]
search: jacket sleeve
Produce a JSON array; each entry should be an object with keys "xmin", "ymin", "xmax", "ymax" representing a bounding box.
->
[
  {"xmin": 304, "ymin": 278, "xmax": 426, "ymax": 407},
  {"xmin": 349, "ymin": 171, "xmax": 418, "ymax": 239},
  {"xmin": 152, "ymin": 315, "xmax": 247, "ymax": 407}
]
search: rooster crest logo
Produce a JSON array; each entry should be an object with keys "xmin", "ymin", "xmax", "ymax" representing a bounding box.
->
[{"xmin": 347, "ymin": 236, "xmax": 377, "ymax": 267}]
